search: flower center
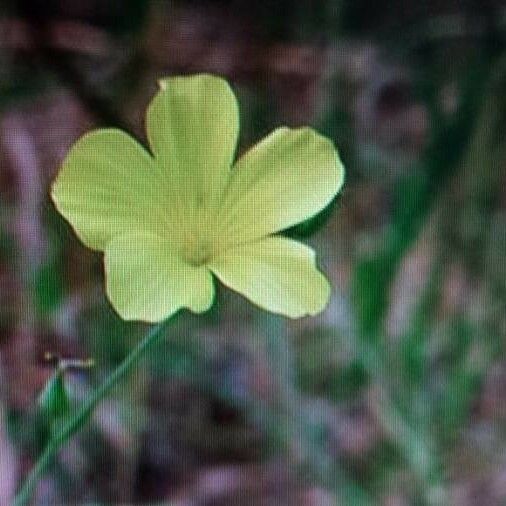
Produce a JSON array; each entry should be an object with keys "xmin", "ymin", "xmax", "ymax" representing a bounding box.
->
[{"xmin": 181, "ymin": 234, "xmax": 212, "ymax": 267}]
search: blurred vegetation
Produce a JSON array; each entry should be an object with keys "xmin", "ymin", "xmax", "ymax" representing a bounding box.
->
[{"xmin": 0, "ymin": 0, "xmax": 506, "ymax": 504}]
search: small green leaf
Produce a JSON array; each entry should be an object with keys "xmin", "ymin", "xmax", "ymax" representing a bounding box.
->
[
  {"xmin": 34, "ymin": 261, "xmax": 64, "ymax": 316},
  {"xmin": 38, "ymin": 372, "xmax": 70, "ymax": 422}
]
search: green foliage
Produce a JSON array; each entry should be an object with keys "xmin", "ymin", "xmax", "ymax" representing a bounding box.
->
[
  {"xmin": 33, "ymin": 261, "xmax": 64, "ymax": 316},
  {"xmin": 38, "ymin": 372, "xmax": 70, "ymax": 424}
]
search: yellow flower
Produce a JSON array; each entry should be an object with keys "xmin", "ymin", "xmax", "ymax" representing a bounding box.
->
[{"xmin": 51, "ymin": 74, "xmax": 345, "ymax": 322}]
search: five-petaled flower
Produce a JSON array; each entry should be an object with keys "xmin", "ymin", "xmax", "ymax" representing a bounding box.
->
[{"xmin": 51, "ymin": 74, "xmax": 345, "ymax": 322}]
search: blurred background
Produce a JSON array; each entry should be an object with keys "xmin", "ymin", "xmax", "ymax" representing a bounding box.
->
[{"xmin": 1, "ymin": 0, "xmax": 506, "ymax": 504}]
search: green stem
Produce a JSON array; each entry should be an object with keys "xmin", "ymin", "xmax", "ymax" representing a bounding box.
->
[{"xmin": 14, "ymin": 317, "xmax": 173, "ymax": 506}]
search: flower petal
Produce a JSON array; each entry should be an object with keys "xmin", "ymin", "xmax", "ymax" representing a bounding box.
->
[
  {"xmin": 51, "ymin": 129, "xmax": 171, "ymax": 251},
  {"xmin": 217, "ymin": 127, "xmax": 344, "ymax": 246},
  {"xmin": 146, "ymin": 74, "xmax": 239, "ymax": 224},
  {"xmin": 209, "ymin": 236, "xmax": 330, "ymax": 318},
  {"xmin": 105, "ymin": 232, "xmax": 214, "ymax": 322}
]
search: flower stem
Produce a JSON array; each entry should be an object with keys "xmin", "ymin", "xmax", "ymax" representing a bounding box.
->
[{"xmin": 14, "ymin": 316, "xmax": 174, "ymax": 506}]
